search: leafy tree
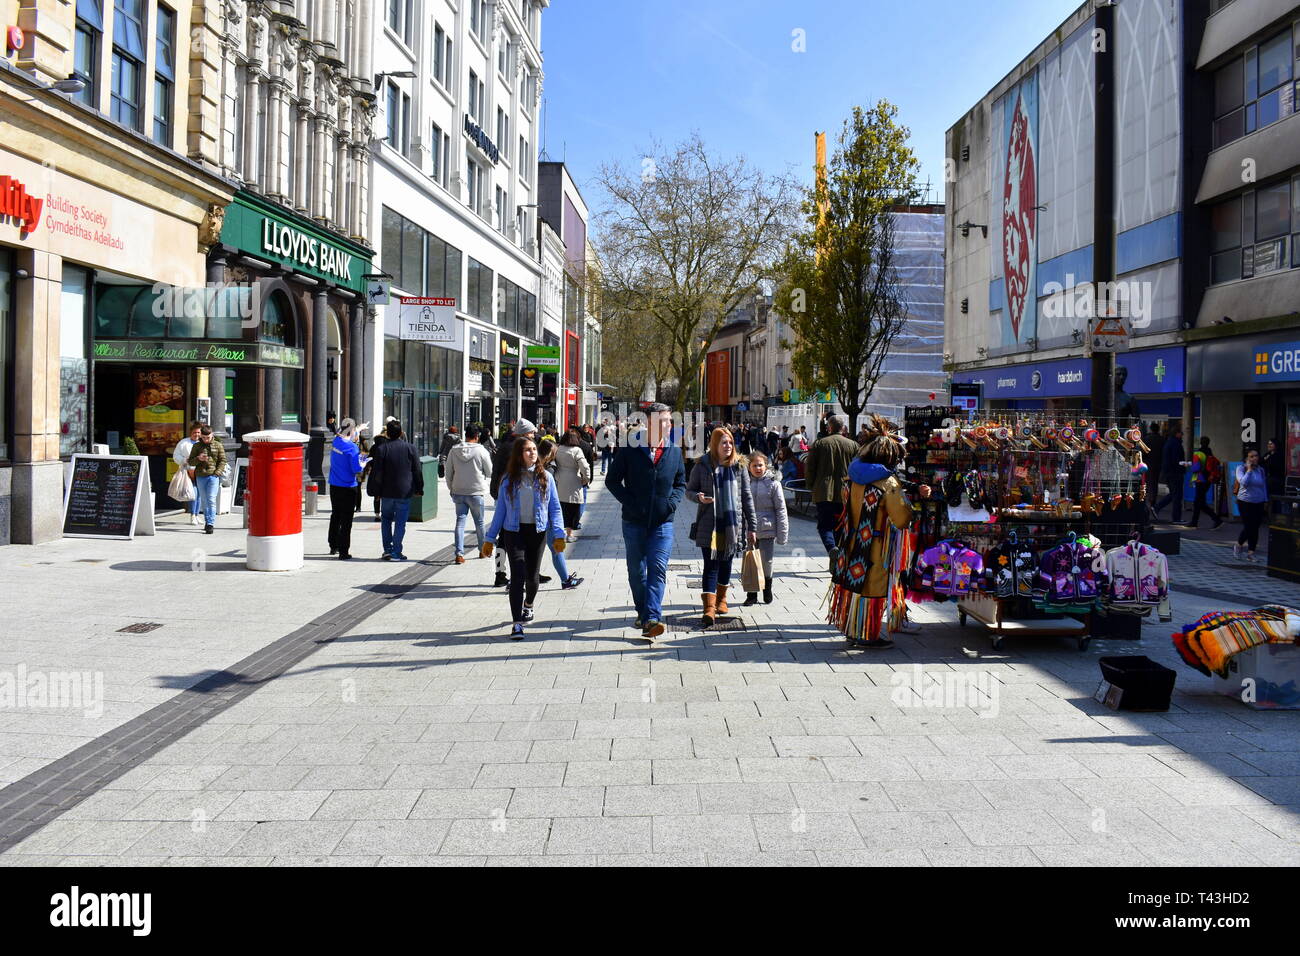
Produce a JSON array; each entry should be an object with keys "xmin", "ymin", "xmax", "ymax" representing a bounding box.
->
[
  {"xmin": 775, "ymin": 102, "xmax": 921, "ymax": 434},
  {"xmin": 594, "ymin": 134, "xmax": 796, "ymax": 413}
]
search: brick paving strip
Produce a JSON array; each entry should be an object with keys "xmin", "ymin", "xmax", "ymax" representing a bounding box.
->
[{"xmin": 0, "ymin": 544, "xmax": 456, "ymax": 854}]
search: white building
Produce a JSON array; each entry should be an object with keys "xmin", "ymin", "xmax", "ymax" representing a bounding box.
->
[{"xmin": 371, "ymin": 0, "xmax": 548, "ymax": 453}]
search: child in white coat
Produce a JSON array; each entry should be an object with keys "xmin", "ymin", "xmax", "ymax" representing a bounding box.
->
[{"xmin": 744, "ymin": 453, "xmax": 789, "ymax": 605}]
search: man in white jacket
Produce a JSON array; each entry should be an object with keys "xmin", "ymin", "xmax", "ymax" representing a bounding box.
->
[
  {"xmin": 445, "ymin": 423, "xmax": 494, "ymax": 564},
  {"xmin": 172, "ymin": 421, "xmax": 203, "ymax": 525}
]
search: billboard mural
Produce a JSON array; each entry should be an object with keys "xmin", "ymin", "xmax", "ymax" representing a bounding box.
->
[{"xmin": 999, "ymin": 74, "xmax": 1039, "ymax": 349}]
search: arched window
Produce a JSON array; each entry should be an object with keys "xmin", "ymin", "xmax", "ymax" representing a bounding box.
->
[{"xmin": 260, "ymin": 291, "xmax": 297, "ymax": 346}]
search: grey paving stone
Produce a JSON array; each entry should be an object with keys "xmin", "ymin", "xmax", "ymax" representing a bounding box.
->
[
  {"xmin": 119, "ymin": 790, "xmax": 240, "ymax": 821},
  {"xmin": 851, "ymin": 810, "xmax": 971, "ymax": 849},
  {"xmin": 787, "ymin": 781, "xmax": 894, "ymax": 814},
  {"xmin": 819, "ymin": 756, "xmax": 919, "ymax": 782},
  {"xmin": 1063, "ymin": 778, "xmax": 1184, "ymax": 808},
  {"xmin": 770, "ymin": 736, "xmax": 859, "ymax": 758},
  {"xmin": 364, "ymin": 742, "xmax": 456, "ymax": 765},
  {"xmin": 506, "ymin": 787, "xmax": 605, "ymax": 818},
  {"xmin": 312, "ymin": 789, "xmax": 421, "ymax": 820},
  {"xmin": 438, "ymin": 817, "xmax": 549, "ymax": 856},
  {"xmin": 817, "ymin": 848, "xmax": 932, "ymax": 866},
  {"xmin": 689, "ymin": 736, "xmax": 777, "ymax": 759},
  {"xmin": 410, "ymin": 788, "xmax": 514, "ymax": 819},
  {"xmin": 603, "ymin": 784, "xmax": 699, "ymax": 817},
  {"xmin": 923, "ymin": 845, "xmax": 1044, "ymax": 866},
  {"xmin": 696, "ymin": 783, "xmax": 795, "ymax": 815},
  {"xmin": 950, "ymin": 809, "xmax": 1078, "ymax": 847},
  {"xmin": 1229, "ymin": 775, "xmax": 1300, "ymax": 805},
  {"xmin": 1046, "ymin": 807, "xmax": 1183, "ymax": 845},
  {"xmin": 224, "ymin": 821, "xmax": 354, "ymax": 857},
  {"xmin": 594, "ymin": 852, "xmax": 708, "ymax": 867},
  {"xmin": 119, "ymin": 821, "xmax": 256, "ymax": 857},
  {"xmin": 563, "ymin": 760, "xmax": 651, "ymax": 788},
  {"xmin": 39, "ymin": 821, "xmax": 160, "ymax": 857},
  {"xmin": 880, "ymin": 781, "xmax": 996, "ymax": 812},
  {"xmin": 384, "ymin": 764, "xmax": 482, "ymax": 790},
  {"xmin": 547, "ymin": 816, "xmax": 650, "ymax": 855},
  {"xmin": 218, "ymin": 791, "xmax": 332, "ymax": 822},
  {"xmin": 137, "ymin": 765, "xmax": 231, "ymax": 791},
  {"xmin": 652, "ymin": 758, "xmax": 742, "ymax": 785},
  {"xmin": 495, "ymin": 720, "xmax": 578, "ymax": 742},
  {"xmin": 417, "ymin": 722, "xmax": 502, "ymax": 742},
  {"xmin": 752, "ymin": 811, "xmax": 866, "ymax": 852},
  {"xmin": 474, "ymin": 762, "xmax": 566, "ymax": 789},
  {"xmin": 377, "ymin": 856, "xmax": 487, "ymax": 866},
  {"xmin": 611, "ymin": 737, "xmax": 695, "ymax": 760},
  {"xmin": 971, "ymin": 779, "xmax": 1091, "ymax": 810},
  {"xmin": 295, "ymin": 765, "xmax": 397, "ymax": 790},
  {"xmin": 989, "ymin": 754, "xmax": 1096, "ymax": 780},
  {"xmin": 652, "ymin": 814, "xmax": 758, "ymax": 854},
  {"xmin": 528, "ymin": 738, "xmax": 612, "ymax": 763}
]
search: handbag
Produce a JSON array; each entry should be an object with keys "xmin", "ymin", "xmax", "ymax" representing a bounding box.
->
[
  {"xmin": 741, "ymin": 547, "xmax": 765, "ymax": 593},
  {"xmin": 168, "ymin": 467, "xmax": 196, "ymax": 502}
]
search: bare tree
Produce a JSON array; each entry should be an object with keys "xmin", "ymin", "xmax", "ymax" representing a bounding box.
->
[
  {"xmin": 594, "ymin": 134, "xmax": 796, "ymax": 413},
  {"xmin": 775, "ymin": 102, "xmax": 920, "ymax": 434}
]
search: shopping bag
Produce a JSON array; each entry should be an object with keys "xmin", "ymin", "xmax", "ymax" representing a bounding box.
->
[
  {"xmin": 168, "ymin": 468, "xmax": 196, "ymax": 502},
  {"xmin": 741, "ymin": 547, "xmax": 765, "ymax": 593}
]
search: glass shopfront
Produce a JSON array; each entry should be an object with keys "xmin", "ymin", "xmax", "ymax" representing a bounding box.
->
[{"xmin": 383, "ymin": 336, "xmax": 463, "ymax": 457}]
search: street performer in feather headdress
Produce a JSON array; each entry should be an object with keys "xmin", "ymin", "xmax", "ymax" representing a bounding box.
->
[{"xmin": 827, "ymin": 415, "xmax": 925, "ymax": 648}]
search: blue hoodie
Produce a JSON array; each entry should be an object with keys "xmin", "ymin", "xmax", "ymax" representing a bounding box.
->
[
  {"xmin": 848, "ymin": 461, "xmax": 893, "ymax": 486},
  {"xmin": 329, "ymin": 434, "xmax": 364, "ymax": 487}
]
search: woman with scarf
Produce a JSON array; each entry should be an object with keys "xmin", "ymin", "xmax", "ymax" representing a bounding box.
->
[
  {"xmin": 686, "ymin": 427, "xmax": 757, "ymax": 627},
  {"xmin": 828, "ymin": 415, "xmax": 918, "ymax": 648}
]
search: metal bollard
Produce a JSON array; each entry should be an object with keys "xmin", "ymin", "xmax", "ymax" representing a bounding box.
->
[{"xmin": 304, "ymin": 482, "xmax": 319, "ymax": 517}]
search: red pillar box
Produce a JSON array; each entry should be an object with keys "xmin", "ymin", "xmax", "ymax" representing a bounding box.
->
[{"xmin": 243, "ymin": 429, "xmax": 311, "ymax": 571}]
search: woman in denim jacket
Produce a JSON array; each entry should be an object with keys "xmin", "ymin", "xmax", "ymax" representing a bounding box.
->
[{"xmin": 484, "ymin": 438, "xmax": 567, "ymax": 639}]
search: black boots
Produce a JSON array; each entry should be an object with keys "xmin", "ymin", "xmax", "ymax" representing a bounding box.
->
[
  {"xmin": 763, "ymin": 584, "xmax": 773, "ymax": 604},
  {"xmin": 743, "ymin": 592, "xmax": 759, "ymax": 606}
]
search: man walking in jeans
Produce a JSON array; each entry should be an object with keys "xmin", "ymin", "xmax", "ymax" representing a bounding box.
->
[
  {"xmin": 805, "ymin": 415, "xmax": 860, "ymax": 553},
  {"xmin": 370, "ymin": 419, "xmax": 423, "ymax": 561},
  {"xmin": 606, "ymin": 403, "xmax": 686, "ymax": 641}
]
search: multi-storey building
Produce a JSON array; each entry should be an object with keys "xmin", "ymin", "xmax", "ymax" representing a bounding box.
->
[
  {"xmin": 1, "ymin": 0, "xmax": 234, "ymax": 543},
  {"xmin": 537, "ymin": 159, "xmax": 588, "ymax": 430},
  {"xmin": 946, "ymin": 0, "xmax": 1300, "ymax": 477},
  {"xmin": 372, "ymin": 0, "xmax": 547, "ymax": 452}
]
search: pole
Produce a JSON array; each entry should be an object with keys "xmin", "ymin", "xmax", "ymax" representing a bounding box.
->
[{"xmin": 1090, "ymin": 1, "xmax": 1116, "ymax": 421}]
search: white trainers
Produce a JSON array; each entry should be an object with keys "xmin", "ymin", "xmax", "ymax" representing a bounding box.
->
[
  {"xmin": 1233, "ymin": 543, "xmax": 1241, "ymax": 558},
  {"xmin": 190, "ymin": 514, "xmax": 200, "ymax": 526}
]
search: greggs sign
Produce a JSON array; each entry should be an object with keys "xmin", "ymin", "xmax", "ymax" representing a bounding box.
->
[{"xmin": 0, "ymin": 175, "xmax": 44, "ymax": 232}]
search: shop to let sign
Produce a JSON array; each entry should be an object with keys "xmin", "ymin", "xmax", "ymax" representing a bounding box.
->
[
  {"xmin": 398, "ymin": 298, "xmax": 462, "ymax": 348},
  {"xmin": 525, "ymin": 345, "xmax": 561, "ymax": 371}
]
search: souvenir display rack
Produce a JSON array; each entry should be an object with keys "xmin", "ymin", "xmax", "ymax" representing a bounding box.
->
[{"xmin": 904, "ymin": 411, "xmax": 1151, "ymax": 651}]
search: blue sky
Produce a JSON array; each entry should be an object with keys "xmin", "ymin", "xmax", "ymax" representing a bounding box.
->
[{"xmin": 539, "ymin": 0, "xmax": 1082, "ymax": 208}]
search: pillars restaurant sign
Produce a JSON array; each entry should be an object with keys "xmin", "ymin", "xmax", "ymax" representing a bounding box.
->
[{"xmin": 93, "ymin": 340, "xmax": 305, "ymax": 369}]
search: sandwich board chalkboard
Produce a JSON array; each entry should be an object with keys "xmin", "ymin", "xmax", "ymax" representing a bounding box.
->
[
  {"xmin": 62, "ymin": 454, "xmax": 156, "ymax": 539},
  {"xmin": 229, "ymin": 458, "xmax": 250, "ymax": 514}
]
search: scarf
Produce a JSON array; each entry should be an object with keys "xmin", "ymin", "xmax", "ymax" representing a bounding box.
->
[{"xmin": 709, "ymin": 463, "xmax": 741, "ymax": 560}]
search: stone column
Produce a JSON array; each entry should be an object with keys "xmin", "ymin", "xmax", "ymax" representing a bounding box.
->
[
  {"xmin": 263, "ymin": 366, "xmax": 283, "ymax": 430},
  {"xmin": 307, "ymin": 288, "xmax": 329, "ymax": 479},
  {"xmin": 362, "ymin": 309, "xmax": 375, "ymax": 432},
  {"xmin": 349, "ymin": 300, "xmax": 364, "ymax": 421},
  {"xmin": 10, "ymin": 248, "xmax": 63, "ymax": 544},
  {"xmin": 206, "ymin": 252, "xmax": 231, "ymax": 449},
  {"xmin": 295, "ymin": 107, "xmax": 310, "ymax": 210},
  {"xmin": 243, "ymin": 72, "xmax": 263, "ymax": 186},
  {"xmin": 312, "ymin": 118, "xmax": 330, "ymax": 219}
]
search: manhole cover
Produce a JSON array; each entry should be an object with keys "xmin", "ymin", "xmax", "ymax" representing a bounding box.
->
[
  {"xmin": 666, "ymin": 613, "xmax": 747, "ymax": 633},
  {"xmin": 117, "ymin": 622, "xmax": 164, "ymax": 634}
]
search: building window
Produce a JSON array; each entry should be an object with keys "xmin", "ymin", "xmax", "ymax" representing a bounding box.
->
[
  {"xmin": 431, "ymin": 122, "xmax": 443, "ymax": 183},
  {"xmin": 387, "ymin": 0, "xmax": 412, "ymax": 44},
  {"xmin": 495, "ymin": 185, "xmax": 506, "ymax": 233},
  {"xmin": 466, "ymin": 156, "xmax": 485, "ymax": 215},
  {"xmin": 1212, "ymin": 25, "xmax": 1297, "ymax": 148},
  {"xmin": 73, "ymin": 0, "xmax": 103, "ymax": 109},
  {"xmin": 153, "ymin": 5, "xmax": 175, "ymax": 144},
  {"xmin": 519, "ymin": 136, "xmax": 529, "ymax": 182},
  {"xmin": 386, "ymin": 81, "xmax": 410, "ymax": 156},
  {"xmin": 427, "ymin": 233, "xmax": 463, "ymax": 301},
  {"xmin": 468, "ymin": 70, "xmax": 486, "ymax": 126},
  {"xmin": 496, "ymin": 107, "xmax": 509, "ymax": 160},
  {"xmin": 467, "ymin": 258, "xmax": 493, "ymax": 320},
  {"xmin": 1210, "ymin": 177, "xmax": 1299, "ymax": 283},
  {"xmin": 433, "ymin": 23, "xmax": 446, "ymax": 87},
  {"xmin": 110, "ymin": 0, "xmax": 146, "ymax": 130},
  {"xmin": 470, "ymin": 0, "xmax": 486, "ymax": 41}
]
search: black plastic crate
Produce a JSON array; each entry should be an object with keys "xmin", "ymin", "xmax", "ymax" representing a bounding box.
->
[{"xmin": 1098, "ymin": 656, "xmax": 1176, "ymax": 711}]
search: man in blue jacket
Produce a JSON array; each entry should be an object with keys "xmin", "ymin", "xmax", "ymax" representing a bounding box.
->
[
  {"xmin": 606, "ymin": 403, "xmax": 686, "ymax": 640},
  {"xmin": 328, "ymin": 418, "xmax": 365, "ymax": 559}
]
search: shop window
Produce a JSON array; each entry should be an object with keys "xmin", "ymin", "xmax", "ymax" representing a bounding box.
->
[
  {"xmin": 127, "ymin": 287, "xmax": 165, "ymax": 338},
  {"xmin": 467, "ymin": 258, "xmax": 492, "ymax": 319},
  {"xmin": 260, "ymin": 292, "xmax": 296, "ymax": 346},
  {"xmin": 283, "ymin": 368, "xmax": 302, "ymax": 425},
  {"xmin": 401, "ymin": 217, "xmax": 423, "ymax": 292}
]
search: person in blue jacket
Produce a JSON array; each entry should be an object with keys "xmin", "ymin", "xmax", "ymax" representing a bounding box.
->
[
  {"xmin": 328, "ymin": 417, "xmax": 366, "ymax": 559},
  {"xmin": 606, "ymin": 403, "xmax": 686, "ymax": 641},
  {"xmin": 483, "ymin": 437, "xmax": 567, "ymax": 639}
]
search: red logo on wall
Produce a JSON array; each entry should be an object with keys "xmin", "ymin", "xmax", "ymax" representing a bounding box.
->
[
  {"xmin": 0, "ymin": 175, "xmax": 44, "ymax": 233},
  {"xmin": 1002, "ymin": 91, "xmax": 1036, "ymax": 343}
]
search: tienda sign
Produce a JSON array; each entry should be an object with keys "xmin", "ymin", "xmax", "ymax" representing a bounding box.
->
[{"xmin": 0, "ymin": 175, "xmax": 44, "ymax": 232}]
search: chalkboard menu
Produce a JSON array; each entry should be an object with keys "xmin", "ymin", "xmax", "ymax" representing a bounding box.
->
[
  {"xmin": 231, "ymin": 458, "xmax": 250, "ymax": 513},
  {"xmin": 63, "ymin": 455, "xmax": 148, "ymax": 539}
]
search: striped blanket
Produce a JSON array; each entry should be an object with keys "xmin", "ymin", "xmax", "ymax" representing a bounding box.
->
[{"xmin": 1171, "ymin": 605, "xmax": 1300, "ymax": 678}]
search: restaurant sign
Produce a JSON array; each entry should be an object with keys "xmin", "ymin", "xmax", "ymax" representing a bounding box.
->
[{"xmin": 93, "ymin": 340, "xmax": 305, "ymax": 369}]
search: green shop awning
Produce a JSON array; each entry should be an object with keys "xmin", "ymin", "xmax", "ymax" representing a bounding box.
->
[{"xmin": 219, "ymin": 191, "xmax": 372, "ymax": 294}]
